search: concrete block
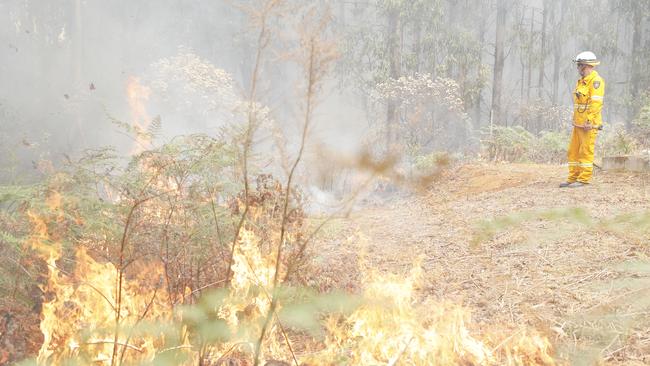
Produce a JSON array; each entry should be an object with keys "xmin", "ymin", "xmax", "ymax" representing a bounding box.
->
[{"xmin": 602, "ymin": 155, "xmax": 650, "ymax": 172}]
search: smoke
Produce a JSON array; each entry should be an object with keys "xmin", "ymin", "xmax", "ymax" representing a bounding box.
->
[{"xmin": 0, "ymin": 0, "xmax": 643, "ymax": 185}]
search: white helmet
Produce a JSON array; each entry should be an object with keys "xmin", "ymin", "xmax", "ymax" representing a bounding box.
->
[{"xmin": 573, "ymin": 51, "xmax": 600, "ymax": 66}]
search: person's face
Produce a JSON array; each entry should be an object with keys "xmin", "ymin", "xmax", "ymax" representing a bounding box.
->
[{"xmin": 577, "ymin": 63, "xmax": 593, "ymax": 77}]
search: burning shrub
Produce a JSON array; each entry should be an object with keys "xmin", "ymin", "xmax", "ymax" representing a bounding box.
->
[
  {"xmin": 229, "ymin": 174, "xmax": 308, "ymax": 284},
  {"xmin": 5, "ymin": 146, "xmax": 561, "ymax": 365},
  {"xmin": 0, "ymin": 120, "xmax": 322, "ymax": 364},
  {"xmin": 0, "ymin": 131, "xmax": 242, "ymax": 363}
]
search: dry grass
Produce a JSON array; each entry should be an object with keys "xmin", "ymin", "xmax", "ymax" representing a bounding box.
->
[{"xmin": 309, "ymin": 163, "xmax": 650, "ymax": 364}]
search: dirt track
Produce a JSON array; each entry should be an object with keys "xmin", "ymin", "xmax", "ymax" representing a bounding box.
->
[{"xmin": 314, "ymin": 163, "xmax": 650, "ymax": 365}]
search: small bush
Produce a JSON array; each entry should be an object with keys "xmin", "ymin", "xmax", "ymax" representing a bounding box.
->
[
  {"xmin": 481, "ymin": 126, "xmax": 534, "ymax": 162},
  {"xmin": 600, "ymin": 123, "xmax": 639, "ymax": 156},
  {"xmin": 412, "ymin": 151, "xmax": 452, "ymax": 175},
  {"xmin": 515, "ymin": 100, "xmax": 572, "ymax": 134},
  {"xmin": 529, "ymin": 130, "xmax": 570, "ymax": 163},
  {"xmin": 632, "ymin": 94, "xmax": 650, "ymax": 148},
  {"xmin": 481, "ymin": 126, "xmax": 570, "ymax": 164}
]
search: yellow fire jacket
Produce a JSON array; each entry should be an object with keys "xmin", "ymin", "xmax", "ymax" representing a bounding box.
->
[{"xmin": 573, "ymin": 70, "xmax": 605, "ymax": 127}]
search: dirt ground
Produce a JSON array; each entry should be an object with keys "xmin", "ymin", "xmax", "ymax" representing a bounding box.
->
[{"xmin": 311, "ymin": 163, "xmax": 650, "ymax": 365}]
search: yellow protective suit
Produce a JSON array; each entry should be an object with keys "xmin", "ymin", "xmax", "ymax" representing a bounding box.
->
[{"xmin": 567, "ymin": 70, "xmax": 605, "ymax": 183}]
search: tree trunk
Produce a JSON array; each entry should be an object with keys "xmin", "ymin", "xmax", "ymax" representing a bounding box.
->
[
  {"xmin": 414, "ymin": 19, "xmax": 422, "ymax": 73},
  {"xmin": 491, "ymin": 0, "xmax": 507, "ymax": 125},
  {"xmin": 629, "ymin": 8, "xmax": 642, "ymax": 125},
  {"xmin": 526, "ymin": 7, "xmax": 534, "ymax": 102},
  {"xmin": 386, "ymin": 6, "xmax": 400, "ymax": 152},
  {"xmin": 538, "ymin": 0, "xmax": 548, "ymax": 100},
  {"xmin": 474, "ymin": 0, "xmax": 488, "ymax": 129},
  {"xmin": 551, "ymin": 0, "xmax": 564, "ymax": 105}
]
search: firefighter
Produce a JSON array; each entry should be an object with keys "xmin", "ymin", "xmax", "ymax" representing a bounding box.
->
[{"xmin": 560, "ymin": 51, "xmax": 605, "ymax": 188}]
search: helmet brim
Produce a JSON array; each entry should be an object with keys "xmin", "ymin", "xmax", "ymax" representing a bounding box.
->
[{"xmin": 575, "ymin": 60, "xmax": 600, "ymax": 66}]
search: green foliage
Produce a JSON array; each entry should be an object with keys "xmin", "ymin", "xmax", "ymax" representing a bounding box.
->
[
  {"xmin": 514, "ymin": 101, "xmax": 572, "ymax": 135},
  {"xmin": 0, "ymin": 184, "xmax": 38, "ymax": 208},
  {"xmin": 412, "ymin": 151, "xmax": 452, "ymax": 176},
  {"xmin": 600, "ymin": 124, "xmax": 639, "ymax": 156},
  {"xmin": 0, "ymin": 229, "xmax": 23, "ymax": 250},
  {"xmin": 338, "ymin": 0, "xmax": 484, "ymax": 152},
  {"xmin": 632, "ymin": 91, "xmax": 650, "ymax": 147},
  {"xmin": 480, "ymin": 126, "xmax": 570, "ymax": 163},
  {"xmin": 635, "ymin": 103, "xmax": 650, "ymax": 132},
  {"xmin": 0, "ymin": 130, "xmax": 246, "ymax": 356},
  {"xmin": 0, "ymin": 118, "xmax": 323, "ymax": 364},
  {"xmin": 0, "ymin": 183, "xmax": 43, "ymax": 310},
  {"xmin": 481, "ymin": 125, "xmax": 533, "ymax": 162},
  {"xmin": 529, "ymin": 130, "xmax": 570, "ymax": 163}
]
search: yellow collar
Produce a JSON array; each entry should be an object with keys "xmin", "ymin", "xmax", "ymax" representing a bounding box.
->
[{"xmin": 581, "ymin": 70, "xmax": 598, "ymax": 84}]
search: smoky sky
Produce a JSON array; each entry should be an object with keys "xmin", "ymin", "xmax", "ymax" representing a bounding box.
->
[{"xmin": 0, "ymin": 0, "xmax": 642, "ymax": 183}]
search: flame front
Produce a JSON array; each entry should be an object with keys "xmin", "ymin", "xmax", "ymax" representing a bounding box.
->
[
  {"xmin": 207, "ymin": 227, "xmax": 285, "ymax": 361},
  {"xmin": 312, "ymin": 266, "xmax": 557, "ymax": 365},
  {"xmin": 30, "ymin": 194, "xmax": 171, "ymax": 365},
  {"xmin": 29, "ymin": 190, "xmax": 556, "ymax": 365}
]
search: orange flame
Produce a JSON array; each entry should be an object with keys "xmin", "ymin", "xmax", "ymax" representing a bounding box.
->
[
  {"xmin": 31, "ymin": 192, "xmax": 171, "ymax": 364},
  {"xmin": 309, "ymin": 266, "xmax": 557, "ymax": 365},
  {"xmin": 209, "ymin": 227, "xmax": 285, "ymax": 360},
  {"xmin": 126, "ymin": 76, "xmax": 152, "ymax": 154},
  {"xmin": 29, "ymin": 189, "xmax": 555, "ymax": 365}
]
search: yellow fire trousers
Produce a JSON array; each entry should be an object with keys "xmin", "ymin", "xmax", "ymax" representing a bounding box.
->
[{"xmin": 567, "ymin": 127, "xmax": 598, "ymax": 183}]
